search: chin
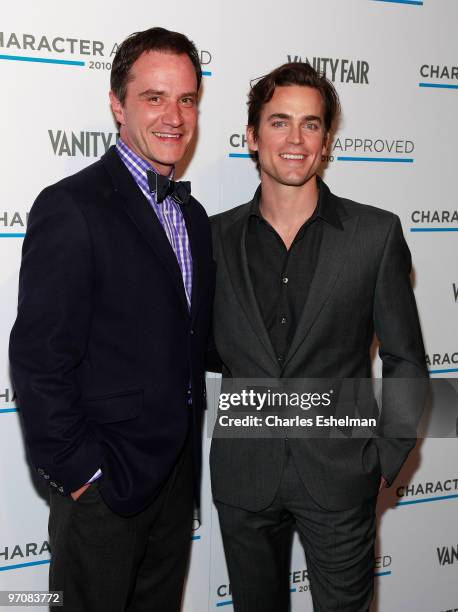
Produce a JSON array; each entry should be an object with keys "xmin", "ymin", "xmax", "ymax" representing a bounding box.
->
[{"xmin": 279, "ymin": 176, "xmax": 311, "ymax": 187}]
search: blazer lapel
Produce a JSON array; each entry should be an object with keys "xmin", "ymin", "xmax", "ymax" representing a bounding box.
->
[
  {"xmin": 101, "ymin": 147, "xmax": 189, "ymax": 313},
  {"xmin": 220, "ymin": 205, "xmax": 279, "ymax": 370},
  {"xmin": 284, "ymin": 196, "xmax": 359, "ymax": 368}
]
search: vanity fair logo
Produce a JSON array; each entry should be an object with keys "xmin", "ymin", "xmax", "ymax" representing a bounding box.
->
[
  {"xmin": 48, "ymin": 130, "xmax": 119, "ymax": 157},
  {"xmin": 286, "ymin": 54, "xmax": 369, "ymax": 84},
  {"xmin": 437, "ymin": 544, "xmax": 458, "ymax": 566}
]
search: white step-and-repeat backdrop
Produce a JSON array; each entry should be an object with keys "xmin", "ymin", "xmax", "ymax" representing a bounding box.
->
[{"xmin": 1, "ymin": 1, "xmax": 457, "ymax": 610}]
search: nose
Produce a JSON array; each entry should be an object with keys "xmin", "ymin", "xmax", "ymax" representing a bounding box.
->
[
  {"xmin": 286, "ymin": 123, "xmax": 304, "ymax": 145},
  {"xmin": 162, "ymin": 101, "xmax": 183, "ymax": 128}
]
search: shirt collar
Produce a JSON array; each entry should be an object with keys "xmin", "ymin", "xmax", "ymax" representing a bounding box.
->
[
  {"xmin": 115, "ymin": 138, "xmax": 174, "ymax": 185},
  {"xmin": 249, "ymin": 175, "xmax": 341, "ymax": 229}
]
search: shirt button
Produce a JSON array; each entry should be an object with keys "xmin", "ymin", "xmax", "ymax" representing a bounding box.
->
[
  {"xmin": 190, "ymin": 329, "xmax": 194, "ymax": 335},
  {"xmin": 282, "ymin": 276, "xmax": 289, "ymax": 284},
  {"xmin": 187, "ymin": 389, "xmax": 192, "ymax": 395},
  {"xmin": 280, "ymin": 317, "xmax": 287, "ymax": 325}
]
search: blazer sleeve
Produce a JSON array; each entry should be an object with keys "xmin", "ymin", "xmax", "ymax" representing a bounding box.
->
[
  {"xmin": 373, "ymin": 215, "xmax": 428, "ymax": 486},
  {"xmin": 9, "ymin": 186, "xmax": 104, "ymax": 494}
]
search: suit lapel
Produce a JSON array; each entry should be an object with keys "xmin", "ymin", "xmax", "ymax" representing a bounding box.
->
[
  {"xmin": 101, "ymin": 147, "xmax": 189, "ymax": 314},
  {"xmin": 284, "ymin": 196, "xmax": 359, "ymax": 368},
  {"xmin": 220, "ymin": 205, "xmax": 279, "ymax": 370}
]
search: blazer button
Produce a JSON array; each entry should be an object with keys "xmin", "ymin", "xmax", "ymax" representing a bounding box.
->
[{"xmin": 190, "ymin": 329, "xmax": 194, "ymax": 335}]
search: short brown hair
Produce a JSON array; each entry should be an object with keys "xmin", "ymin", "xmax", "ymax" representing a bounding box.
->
[
  {"xmin": 111, "ymin": 27, "xmax": 202, "ymax": 104},
  {"xmin": 248, "ymin": 62, "xmax": 340, "ymax": 137}
]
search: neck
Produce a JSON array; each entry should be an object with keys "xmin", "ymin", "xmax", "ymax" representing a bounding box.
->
[{"xmin": 259, "ymin": 174, "xmax": 319, "ymax": 228}]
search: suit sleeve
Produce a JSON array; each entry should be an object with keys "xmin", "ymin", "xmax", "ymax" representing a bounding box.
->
[
  {"xmin": 9, "ymin": 187, "xmax": 104, "ymax": 494},
  {"xmin": 373, "ymin": 215, "xmax": 428, "ymax": 486}
]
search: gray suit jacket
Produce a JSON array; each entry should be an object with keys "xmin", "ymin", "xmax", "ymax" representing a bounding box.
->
[{"xmin": 210, "ymin": 179, "xmax": 427, "ymax": 511}]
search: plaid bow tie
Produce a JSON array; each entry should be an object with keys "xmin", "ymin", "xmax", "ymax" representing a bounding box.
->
[{"xmin": 147, "ymin": 170, "xmax": 191, "ymax": 205}]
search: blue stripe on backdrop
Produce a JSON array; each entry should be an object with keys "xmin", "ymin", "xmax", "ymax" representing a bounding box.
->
[
  {"xmin": 372, "ymin": 0, "xmax": 423, "ymax": 5},
  {"xmin": 397, "ymin": 494, "xmax": 458, "ymax": 506},
  {"xmin": 0, "ymin": 54, "xmax": 85, "ymax": 66},
  {"xmin": 336, "ymin": 157, "xmax": 414, "ymax": 163},
  {"xmin": 419, "ymin": 83, "xmax": 458, "ymax": 89},
  {"xmin": 410, "ymin": 228, "xmax": 458, "ymax": 232},
  {"xmin": 0, "ymin": 559, "xmax": 51, "ymax": 572}
]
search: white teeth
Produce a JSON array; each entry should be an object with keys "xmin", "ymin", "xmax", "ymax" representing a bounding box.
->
[
  {"xmin": 280, "ymin": 153, "xmax": 305, "ymax": 160},
  {"xmin": 154, "ymin": 132, "xmax": 180, "ymax": 138}
]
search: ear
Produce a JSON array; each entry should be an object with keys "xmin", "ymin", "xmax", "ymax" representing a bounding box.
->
[
  {"xmin": 109, "ymin": 91, "xmax": 126, "ymax": 126},
  {"xmin": 246, "ymin": 125, "xmax": 258, "ymax": 153}
]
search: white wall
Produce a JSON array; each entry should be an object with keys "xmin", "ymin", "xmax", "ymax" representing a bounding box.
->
[{"xmin": 1, "ymin": 1, "xmax": 457, "ymax": 610}]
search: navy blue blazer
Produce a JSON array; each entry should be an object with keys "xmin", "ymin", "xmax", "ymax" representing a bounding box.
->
[{"xmin": 9, "ymin": 146, "xmax": 215, "ymax": 515}]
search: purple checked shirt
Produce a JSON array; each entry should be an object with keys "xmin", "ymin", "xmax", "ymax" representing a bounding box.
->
[{"xmin": 116, "ymin": 138, "xmax": 193, "ymax": 309}]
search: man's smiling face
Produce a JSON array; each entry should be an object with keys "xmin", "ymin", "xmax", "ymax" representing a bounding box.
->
[
  {"xmin": 110, "ymin": 50, "xmax": 198, "ymax": 175},
  {"xmin": 247, "ymin": 85, "xmax": 328, "ymax": 188}
]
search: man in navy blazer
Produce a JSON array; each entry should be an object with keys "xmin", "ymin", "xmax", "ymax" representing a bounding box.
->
[{"xmin": 9, "ymin": 27, "xmax": 214, "ymax": 611}]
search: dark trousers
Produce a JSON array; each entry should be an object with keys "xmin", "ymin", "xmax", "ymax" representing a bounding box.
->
[
  {"xmin": 216, "ymin": 443, "xmax": 377, "ymax": 612},
  {"xmin": 48, "ymin": 438, "xmax": 193, "ymax": 612}
]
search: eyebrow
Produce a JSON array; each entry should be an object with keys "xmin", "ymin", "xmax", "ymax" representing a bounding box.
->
[
  {"xmin": 267, "ymin": 112, "xmax": 322, "ymax": 123},
  {"xmin": 139, "ymin": 89, "xmax": 164, "ymax": 98},
  {"xmin": 139, "ymin": 89, "xmax": 198, "ymax": 99}
]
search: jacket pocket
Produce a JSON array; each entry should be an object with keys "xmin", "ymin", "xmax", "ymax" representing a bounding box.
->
[{"xmin": 81, "ymin": 389, "xmax": 143, "ymax": 424}]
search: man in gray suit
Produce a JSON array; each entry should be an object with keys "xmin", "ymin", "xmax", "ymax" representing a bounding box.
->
[{"xmin": 209, "ymin": 62, "xmax": 427, "ymax": 611}]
